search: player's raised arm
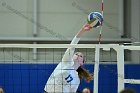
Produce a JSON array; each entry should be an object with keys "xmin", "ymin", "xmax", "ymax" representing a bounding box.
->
[
  {"xmin": 62, "ymin": 12, "xmax": 103, "ymax": 63},
  {"xmin": 62, "ymin": 23, "xmax": 92, "ymax": 63}
]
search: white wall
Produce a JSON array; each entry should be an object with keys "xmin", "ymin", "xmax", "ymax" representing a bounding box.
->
[
  {"xmin": 0, "ymin": 0, "xmax": 33, "ymax": 37},
  {"xmin": 0, "ymin": 0, "xmax": 124, "ymax": 40},
  {"xmin": 0, "ymin": 0, "xmax": 139, "ymax": 63},
  {"xmin": 131, "ymin": 0, "xmax": 140, "ymax": 63}
]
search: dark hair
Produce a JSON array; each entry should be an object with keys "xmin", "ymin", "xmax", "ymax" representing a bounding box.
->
[{"xmin": 120, "ymin": 88, "xmax": 136, "ymax": 93}]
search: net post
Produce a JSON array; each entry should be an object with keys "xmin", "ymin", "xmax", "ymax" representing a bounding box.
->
[
  {"xmin": 114, "ymin": 45, "xmax": 125, "ymax": 93},
  {"xmin": 94, "ymin": 45, "xmax": 100, "ymax": 93}
]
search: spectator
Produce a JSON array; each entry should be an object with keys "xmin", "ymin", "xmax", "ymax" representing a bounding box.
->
[
  {"xmin": 82, "ymin": 87, "xmax": 91, "ymax": 93},
  {"xmin": 44, "ymin": 23, "xmax": 94, "ymax": 93},
  {"xmin": 0, "ymin": 86, "xmax": 4, "ymax": 93},
  {"xmin": 120, "ymin": 88, "xmax": 136, "ymax": 93}
]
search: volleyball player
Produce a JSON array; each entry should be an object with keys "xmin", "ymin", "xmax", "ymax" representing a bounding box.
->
[
  {"xmin": 44, "ymin": 12, "xmax": 103, "ymax": 93},
  {"xmin": 44, "ymin": 23, "xmax": 94, "ymax": 93}
]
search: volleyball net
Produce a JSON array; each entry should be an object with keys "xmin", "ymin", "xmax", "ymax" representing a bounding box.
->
[{"xmin": 0, "ymin": 44, "xmax": 140, "ymax": 93}]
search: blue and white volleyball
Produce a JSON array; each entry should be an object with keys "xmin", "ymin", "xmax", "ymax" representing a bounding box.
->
[{"xmin": 87, "ymin": 12, "xmax": 103, "ymax": 28}]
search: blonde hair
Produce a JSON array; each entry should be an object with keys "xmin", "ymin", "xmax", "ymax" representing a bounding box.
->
[
  {"xmin": 76, "ymin": 66, "xmax": 93, "ymax": 82},
  {"xmin": 0, "ymin": 87, "xmax": 4, "ymax": 93}
]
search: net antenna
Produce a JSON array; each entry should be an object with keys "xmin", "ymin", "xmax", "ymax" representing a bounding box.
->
[{"xmin": 98, "ymin": 0, "xmax": 104, "ymax": 44}]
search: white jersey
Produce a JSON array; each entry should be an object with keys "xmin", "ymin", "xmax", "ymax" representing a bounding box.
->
[{"xmin": 44, "ymin": 37, "xmax": 80, "ymax": 93}]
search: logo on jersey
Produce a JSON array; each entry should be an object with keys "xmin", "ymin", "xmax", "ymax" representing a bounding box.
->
[{"xmin": 65, "ymin": 74, "xmax": 73, "ymax": 83}]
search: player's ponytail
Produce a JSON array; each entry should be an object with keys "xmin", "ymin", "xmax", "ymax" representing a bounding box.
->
[{"xmin": 76, "ymin": 66, "xmax": 93, "ymax": 82}]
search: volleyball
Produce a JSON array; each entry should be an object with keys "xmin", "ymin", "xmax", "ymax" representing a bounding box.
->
[{"xmin": 87, "ymin": 12, "xmax": 103, "ymax": 28}]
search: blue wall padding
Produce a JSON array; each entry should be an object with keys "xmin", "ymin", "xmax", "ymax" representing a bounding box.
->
[{"xmin": 0, "ymin": 64, "xmax": 140, "ymax": 93}]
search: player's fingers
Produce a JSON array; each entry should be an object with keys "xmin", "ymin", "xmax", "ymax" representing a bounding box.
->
[{"xmin": 83, "ymin": 24, "xmax": 92, "ymax": 31}]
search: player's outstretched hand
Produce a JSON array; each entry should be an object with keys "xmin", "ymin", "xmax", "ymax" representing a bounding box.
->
[{"xmin": 82, "ymin": 23, "xmax": 93, "ymax": 31}]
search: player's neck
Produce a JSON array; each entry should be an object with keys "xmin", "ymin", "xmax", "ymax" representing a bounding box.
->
[{"xmin": 73, "ymin": 62, "xmax": 80, "ymax": 70}]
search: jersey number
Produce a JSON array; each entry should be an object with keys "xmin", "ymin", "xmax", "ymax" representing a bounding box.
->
[{"xmin": 65, "ymin": 74, "xmax": 73, "ymax": 83}]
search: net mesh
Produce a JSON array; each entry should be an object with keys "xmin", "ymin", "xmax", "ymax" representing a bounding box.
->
[{"xmin": 0, "ymin": 44, "xmax": 139, "ymax": 93}]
